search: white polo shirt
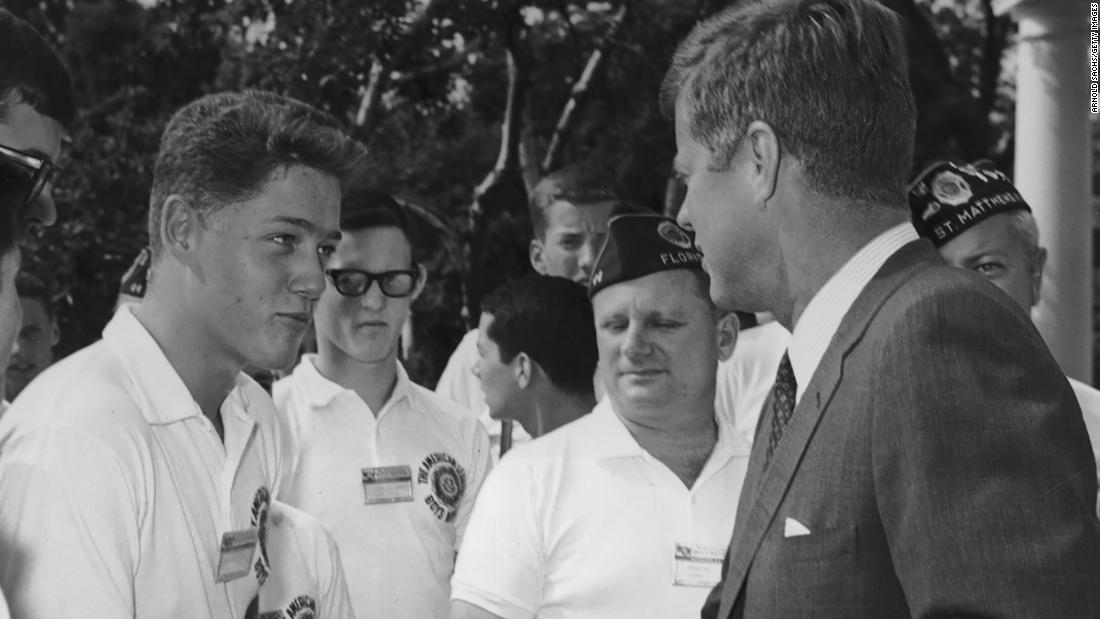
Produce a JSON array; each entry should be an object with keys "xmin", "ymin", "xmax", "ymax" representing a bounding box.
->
[
  {"xmin": 451, "ymin": 397, "xmax": 751, "ymax": 619},
  {"xmin": 0, "ymin": 307, "xmax": 283, "ymax": 618},
  {"xmin": 274, "ymin": 355, "xmax": 492, "ymax": 619},
  {"xmin": 715, "ymin": 320, "xmax": 790, "ymax": 446},
  {"xmin": 260, "ymin": 501, "xmax": 354, "ymax": 619}
]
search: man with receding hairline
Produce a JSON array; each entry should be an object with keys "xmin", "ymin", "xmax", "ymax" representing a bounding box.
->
[{"xmin": 666, "ymin": 0, "xmax": 1100, "ymax": 617}]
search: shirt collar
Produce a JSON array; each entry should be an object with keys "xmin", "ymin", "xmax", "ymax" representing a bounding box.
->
[
  {"xmin": 582, "ymin": 396, "xmax": 748, "ymax": 462},
  {"xmin": 788, "ymin": 222, "xmax": 919, "ymax": 402},
  {"xmin": 102, "ymin": 306, "xmax": 260, "ymax": 425},
  {"xmin": 292, "ymin": 354, "xmax": 413, "ymax": 415}
]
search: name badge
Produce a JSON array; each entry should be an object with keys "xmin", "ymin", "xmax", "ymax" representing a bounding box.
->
[
  {"xmin": 673, "ymin": 543, "xmax": 724, "ymax": 588},
  {"xmin": 362, "ymin": 465, "xmax": 414, "ymax": 504},
  {"xmin": 215, "ymin": 528, "xmax": 259, "ymax": 583}
]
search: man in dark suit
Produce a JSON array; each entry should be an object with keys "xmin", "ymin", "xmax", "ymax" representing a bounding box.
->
[{"xmin": 663, "ymin": 0, "xmax": 1100, "ymax": 617}]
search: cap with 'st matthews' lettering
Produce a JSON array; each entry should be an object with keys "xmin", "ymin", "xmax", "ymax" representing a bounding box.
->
[
  {"xmin": 907, "ymin": 159, "xmax": 1030, "ymax": 247},
  {"xmin": 588, "ymin": 214, "xmax": 703, "ymax": 298}
]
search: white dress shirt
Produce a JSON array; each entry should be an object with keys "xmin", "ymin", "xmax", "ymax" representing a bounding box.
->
[
  {"xmin": 788, "ymin": 223, "xmax": 919, "ymax": 403},
  {"xmin": 715, "ymin": 320, "xmax": 791, "ymax": 444}
]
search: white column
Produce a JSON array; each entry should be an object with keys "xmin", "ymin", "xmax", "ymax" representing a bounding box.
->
[{"xmin": 995, "ymin": 0, "xmax": 1094, "ymax": 383}]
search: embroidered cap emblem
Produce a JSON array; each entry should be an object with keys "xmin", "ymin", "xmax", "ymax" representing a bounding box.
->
[
  {"xmin": 930, "ymin": 171, "xmax": 972, "ymax": 207},
  {"xmin": 657, "ymin": 220, "xmax": 693, "ymax": 249}
]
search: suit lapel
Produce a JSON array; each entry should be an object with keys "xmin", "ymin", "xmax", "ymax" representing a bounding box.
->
[{"xmin": 715, "ymin": 240, "xmax": 939, "ymax": 618}]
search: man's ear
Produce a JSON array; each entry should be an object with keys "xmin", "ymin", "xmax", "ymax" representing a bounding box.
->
[
  {"xmin": 49, "ymin": 320, "xmax": 60, "ymax": 347},
  {"xmin": 1030, "ymin": 246, "xmax": 1047, "ymax": 308},
  {"xmin": 411, "ymin": 263, "xmax": 428, "ymax": 302},
  {"xmin": 716, "ymin": 311, "xmax": 739, "ymax": 362},
  {"xmin": 529, "ymin": 238, "xmax": 549, "ymax": 275},
  {"xmin": 744, "ymin": 120, "xmax": 781, "ymax": 205},
  {"xmin": 514, "ymin": 352, "xmax": 533, "ymax": 389},
  {"xmin": 161, "ymin": 195, "xmax": 201, "ymax": 262}
]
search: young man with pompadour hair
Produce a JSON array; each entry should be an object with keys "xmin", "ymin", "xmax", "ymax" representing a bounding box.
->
[{"xmin": 0, "ymin": 89, "xmax": 366, "ymax": 618}]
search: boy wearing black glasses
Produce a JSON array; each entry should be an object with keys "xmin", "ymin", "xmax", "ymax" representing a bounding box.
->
[
  {"xmin": 273, "ymin": 187, "xmax": 492, "ymax": 619},
  {"xmin": 0, "ymin": 9, "xmax": 74, "ymax": 241}
]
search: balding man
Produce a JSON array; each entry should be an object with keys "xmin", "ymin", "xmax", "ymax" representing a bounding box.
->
[{"xmin": 451, "ymin": 214, "xmax": 746, "ymax": 619}]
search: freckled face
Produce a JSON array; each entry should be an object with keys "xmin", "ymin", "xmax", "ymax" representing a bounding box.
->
[{"xmin": 190, "ymin": 164, "xmax": 342, "ymax": 371}]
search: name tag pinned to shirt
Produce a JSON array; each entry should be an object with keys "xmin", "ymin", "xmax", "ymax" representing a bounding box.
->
[
  {"xmin": 215, "ymin": 527, "xmax": 259, "ymax": 583},
  {"xmin": 362, "ymin": 465, "xmax": 415, "ymax": 504},
  {"xmin": 673, "ymin": 543, "xmax": 725, "ymax": 588}
]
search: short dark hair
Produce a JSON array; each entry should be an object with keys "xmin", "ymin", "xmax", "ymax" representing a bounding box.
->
[
  {"xmin": 481, "ymin": 274, "xmax": 597, "ymax": 398},
  {"xmin": 529, "ymin": 164, "xmax": 620, "ymax": 239},
  {"xmin": 339, "ymin": 186, "xmax": 419, "ymax": 264},
  {"xmin": 15, "ymin": 271, "xmax": 51, "ymax": 319},
  {"xmin": 0, "ymin": 9, "xmax": 75, "ymax": 126},
  {"xmin": 662, "ymin": 0, "xmax": 915, "ymax": 204},
  {"xmin": 148, "ymin": 90, "xmax": 367, "ymax": 258}
]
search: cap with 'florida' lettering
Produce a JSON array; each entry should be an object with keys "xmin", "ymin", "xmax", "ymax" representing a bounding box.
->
[{"xmin": 588, "ymin": 214, "xmax": 703, "ymax": 298}]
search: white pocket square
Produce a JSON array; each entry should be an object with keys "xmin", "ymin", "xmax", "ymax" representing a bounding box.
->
[{"xmin": 783, "ymin": 517, "xmax": 811, "ymax": 538}]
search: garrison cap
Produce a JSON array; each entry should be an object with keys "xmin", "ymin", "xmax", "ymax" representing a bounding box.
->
[
  {"xmin": 588, "ymin": 214, "xmax": 703, "ymax": 298},
  {"xmin": 908, "ymin": 159, "xmax": 1030, "ymax": 247}
]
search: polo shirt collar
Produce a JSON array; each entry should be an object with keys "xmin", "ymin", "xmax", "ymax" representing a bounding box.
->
[
  {"xmin": 101, "ymin": 306, "xmax": 204, "ymax": 425},
  {"xmin": 293, "ymin": 354, "xmax": 412, "ymax": 415},
  {"xmin": 583, "ymin": 396, "xmax": 744, "ymax": 465}
]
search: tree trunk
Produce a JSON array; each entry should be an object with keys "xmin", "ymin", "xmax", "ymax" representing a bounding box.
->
[
  {"xmin": 462, "ymin": 13, "xmax": 533, "ymax": 328},
  {"xmin": 540, "ymin": 3, "xmax": 629, "ymax": 174}
]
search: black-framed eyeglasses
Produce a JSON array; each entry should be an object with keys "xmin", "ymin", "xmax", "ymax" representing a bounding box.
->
[
  {"xmin": 327, "ymin": 268, "xmax": 420, "ymax": 298},
  {"xmin": 0, "ymin": 143, "xmax": 57, "ymax": 206}
]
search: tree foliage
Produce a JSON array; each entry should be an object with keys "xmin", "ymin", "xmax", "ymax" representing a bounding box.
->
[{"xmin": 11, "ymin": 0, "xmax": 1018, "ymax": 385}]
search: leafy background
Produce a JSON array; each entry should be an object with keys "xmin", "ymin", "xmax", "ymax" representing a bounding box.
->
[{"xmin": 7, "ymin": 0, "xmax": 1096, "ymax": 385}]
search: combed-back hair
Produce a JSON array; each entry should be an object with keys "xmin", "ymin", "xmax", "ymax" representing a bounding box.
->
[
  {"xmin": 14, "ymin": 271, "xmax": 51, "ymax": 319},
  {"xmin": 528, "ymin": 164, "xmax": 621, "ymax": 239},
  {"xmin": 0, "ymin": 9, "xmax": 74, "ymax": 126},
  {"xmin": 661, "ymin": 0, "xmax": 916, "ymax": 204},
  {"xmin": 481, "ymin": 274, "xmax": 597, "ymax": 398},
  {"xmin": 148, "ymin": 90, "xmax": 367, "ymax": 258},
  {"xmin": 339, "ymin": 186, "xmax": 420, "ymax": 264}
]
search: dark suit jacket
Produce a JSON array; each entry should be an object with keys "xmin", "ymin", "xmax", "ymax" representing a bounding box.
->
[{"xmin": 702, "ymin": 240, "xmax": 1100, "ymax": 619}]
